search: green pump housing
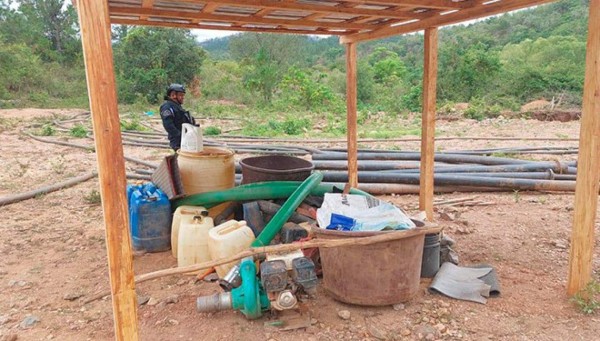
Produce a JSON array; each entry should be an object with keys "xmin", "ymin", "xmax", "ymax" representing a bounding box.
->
[{"xmin": 230, "ymin": 257, "xmax": 270, "ymax": 319}]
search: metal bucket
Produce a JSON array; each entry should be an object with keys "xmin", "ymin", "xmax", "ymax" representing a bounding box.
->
[
  {"xmin": 314, "ymin": 220, "xmax": 431, "ymax": 306},
  {"xmin": 239, "ymin": 155, "xmax": 314, "ymax": 184}
]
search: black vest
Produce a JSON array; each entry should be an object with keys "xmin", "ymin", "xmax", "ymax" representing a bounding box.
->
[{"xmin": 159, "ymin": 99, "xmax": 195, "ymax": 149}]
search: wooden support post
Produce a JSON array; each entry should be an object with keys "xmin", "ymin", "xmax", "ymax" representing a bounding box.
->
[
  {"xmin": 345, "ymin": 42, "xmax": 358, "ymax": 188},
  {"xmin": 75, "ymin": 1, "xmax": 139, "ymax": 339},
  {"xmin": 567, "ymin": 0, "xmax": 600, "ymax": 296},
  {"xmin": 419, "ymin": 28, "xmax": 438, "ymax": 221}
]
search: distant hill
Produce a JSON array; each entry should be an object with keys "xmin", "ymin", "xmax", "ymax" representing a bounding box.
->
[
  {"xmin": 200, "ymin": 0, "xmax": 588, "ymax": 62},
  {"xmin": 200, "ymin": 35, "xmax": 236, "ymax": 59}
]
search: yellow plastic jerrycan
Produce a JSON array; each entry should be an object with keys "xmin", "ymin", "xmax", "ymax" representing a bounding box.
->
[
  {"xmin": 171, "ymin": 205, "xmax": 209, "ymax": 258},
  {"xmin": 177, "ymin": 212, "xmax": 214, "ymax": 268},
  {"xmin": 208, "ymin": 220, "xmax": 255, "ymax": 277}
]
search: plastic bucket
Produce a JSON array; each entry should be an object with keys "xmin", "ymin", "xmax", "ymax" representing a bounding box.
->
[
  {"xmin": 420, "ymin": 233, "xmax": 441, "ymax": 278},
  {"xmin": 239, "ymin": 155, "xmax": 314, "ymax": 184},
  {"xmin": 314, "ymin": 220, "xmax": 431, "ymax": 306},
  {"xmin": 177, "ymin": 147, "xmax": 235, "ymax": 216}
]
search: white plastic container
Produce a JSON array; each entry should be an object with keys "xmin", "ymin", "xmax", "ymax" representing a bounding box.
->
[
  {"xmin": 171, "ymin": 206, "xmax": 208, "ymax": 258},
  {"xmin": 208, "ymin": 220, "xmax": 255, "ymax": 277},
  {"xmin": 177, "ymin": 213, "xmax": 214, "ymax": 267},
  {"xmin": 180, "ymin": 123, "xmax": 203, "ymax": 153},
  {"xmin": 266, "ymin": 249, "xmax": 306, "ymax": 270}
]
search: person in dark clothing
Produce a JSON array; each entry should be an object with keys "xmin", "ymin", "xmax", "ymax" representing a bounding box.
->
[{"xmin": 159, "ymin": 83, "xmax": 196, "ymax": 151}]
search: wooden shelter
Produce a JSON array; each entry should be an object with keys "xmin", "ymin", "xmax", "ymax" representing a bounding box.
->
[{"xmin": 75, "ymin": 0, "xmax": 599, "ymax": 339}]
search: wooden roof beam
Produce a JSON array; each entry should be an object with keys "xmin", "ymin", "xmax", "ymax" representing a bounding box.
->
[
  {"xmin": 190, "ymin": 0, "xmax": 419, "ymax": 19},
  {"xmin": 109, "ymin": 6, "xmax": 380, "ymax": 30},
  {"xmin": 254, "ymin": 8, "xmax": 273, "ymax": 17},
  {"xmin": 340, "ymin": 0, "xmax": 555, "ymax": 43},
  {"xmin": 110, "ymin": 18, "xmax": 342, "ymax": 35},
  {"xmin": 139, "ymin": 0, "xmax": 154, "ymax": 20},
  {"xmin": 190, "ymin": 2, "xmax": 220, "ymax": 23},
  {"xmin": 202, "ymin": 3, "xmax": 220, "ymax": 14},
  {"xmin": 352, "ymin": 5, "xmax": 443, "ymax": 25},
  {"xmin": 303, "ymin": 12, "xmax": 327, "ymax": 21},
  {"xmin": 342, "ymin": 0, "xmax": 476, "ymax": 9}
]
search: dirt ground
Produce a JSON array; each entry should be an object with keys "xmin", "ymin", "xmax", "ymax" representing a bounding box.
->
[{"xmin": 1, "ymin": 108, "xmax": 599, "ymax": 341}]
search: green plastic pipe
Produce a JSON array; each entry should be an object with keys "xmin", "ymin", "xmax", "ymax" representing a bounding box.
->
[
  {"xmin": 251, "ymin": 172, "xmax": 323, "ymax": 247},
  {"xmin": 172, "ymin": 180, "xmax": 370, "ymax": 209}
]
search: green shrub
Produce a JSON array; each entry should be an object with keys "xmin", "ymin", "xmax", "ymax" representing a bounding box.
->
[
  {"xmin": 0, "ymin": 117, "xmax": 17, "ymax": 133},
  {"xmin": 464, "ymin": 106, "xmax": 486, "ymax": 121},
  {"xmin": 401, "ymin": 85, "xmax": 423, "ymax": 113},
  {"xmin": 199, "ymin": 60, "xmax": 253, "ymax": 104},
  {"xmin": 120, "ymin": 114, "xmax": 147, "ymax": 131},
  {"xmin": 438, "ymin": 101, "xmax": 458, "ymax": 115},
  {"xmin": 39, "ymin": 124, "xmax": 55, "ymax": 136},
  {"xmin": 277, "ymin": 67, "xmax": 342, "ymax": 112},
  {"xmin": 242, "ymin": 116, "xmax": 311, "ymax": 136},
  {"xmin": 204, "ymin": 126, "xmax": 221, "ymax": 136},
  {"xmin": 70, "ymin": 124, "xmax": 88, "ymax": 138},
  {"xmin": 242, "ymin": 122, "xmax": 274, "ymax": 137},
  {"xmin": 84, "ymin": 190, "xmax": 102, "ymax": 205},
  {"xmin": 28, "ymin": 91, "xmax": 50, "ymax": 107},
  {"xmin": 278, "ymin": 117, "xmax": 311, "ymax": 135},
  {"xmin": 464, "ymin": 98, "xmax": 502, "ymax": 121},
  {"xmin": 572, "ymin": 280, "xmax": 600, "ymax": 314}
]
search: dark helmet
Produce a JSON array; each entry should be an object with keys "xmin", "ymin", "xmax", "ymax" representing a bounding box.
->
[{"xmin": 166, "ymin": 83, "xmax": 186, "ymax": 96}]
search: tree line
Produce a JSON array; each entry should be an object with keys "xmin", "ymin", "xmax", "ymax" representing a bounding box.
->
[{"xmin": 0, "ymin": 0, "xmax": 590, "ymax": 118}]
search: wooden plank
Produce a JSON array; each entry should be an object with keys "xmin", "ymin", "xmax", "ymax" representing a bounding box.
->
[
  {"xmin": 191, "ymin": 2, "xmax": 220, "ymax": 23},
  {"xmin": 202, "ymin": 3, "xmax": 220, "ymax": 14},
  {"xmin": 419, "ymin": 27, "xmax": 438, "ymax": 222},
  {"xmin": 303, "ymin": 13, "xmax": 327, "ymax": 21},
  {"xmin": 140, "ymin": 0, "xmax": 154, "ymax": 20},
  {"xmin": 567, "ymin": 0, "xmax": 600, "ymax": 296},
  {"xmin": 192, "ymin": 0, "xmax": 419, "ymax": 19},
  {"xmin": 345, "ymin": 42, "xmax": 358, "ymax": 188},
  {"xmin": 75, "ymin": 0, "xmax": 138, "ymax": 340},
  {"xmin": 109, "ymin": 6, "xmax": 375, "ymax": 30},
  {"xmin": 341, "ymin": 0, "xmax": 476, "ymax": 9},
  {"xmin": 340, "ymin": 0, "xmax": 553, "ymax": 43},
  {"xmin": 254, "ymin": 8, "xmax": 272, "ymax": 17},
  {"xmin": 110, "ymin": 18, "xmax": 341, "ymax": 35}
]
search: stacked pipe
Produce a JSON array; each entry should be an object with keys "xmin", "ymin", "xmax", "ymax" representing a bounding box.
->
[
  {"xmin": 234, "ymin": 149, "xmax": 580, "ymax": 195},
  {"xmin": 40, "ymin": 115, "xmax": 583, "ymax": 195},
  {"xmin": 119, "ymin": 132, "xmax": 315, "ymax": 155},
  {"xmin": 312, "ymin": 150, "xmax": 578, "ymax": 194}
]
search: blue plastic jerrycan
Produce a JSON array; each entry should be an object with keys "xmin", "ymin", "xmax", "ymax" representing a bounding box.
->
[{"xmin": 127, "ymin": 183, "xmax": 172, "ymax": 252}]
